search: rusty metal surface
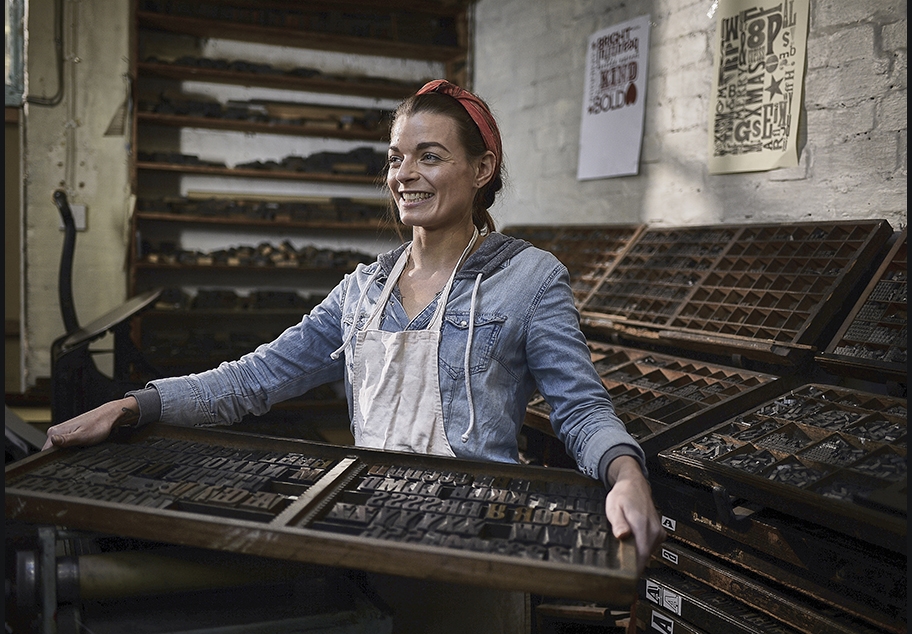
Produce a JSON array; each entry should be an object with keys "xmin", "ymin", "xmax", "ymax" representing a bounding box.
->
[
  {"xmin": 818, "ymin": 228, "xmax": 907, "ymax": 383},
  {"xmin": 5, "ymin": 424, "xmax": 638, "ymax": 603},
  {"xmin": 659, "ymin": 384, "xmax": 907, "ymax": 554},
  {"xmin": 577, "ymin": 220, "xmax": 894, "ymax": 365},
  {"xmin": 525, "ymin": 342, "xmax": 789, "ymax": 458}
]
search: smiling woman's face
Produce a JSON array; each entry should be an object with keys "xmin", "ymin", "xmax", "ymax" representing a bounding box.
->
[{"xmin": 387, "ymin": 112, "xmax": 487, "ymax": 233}]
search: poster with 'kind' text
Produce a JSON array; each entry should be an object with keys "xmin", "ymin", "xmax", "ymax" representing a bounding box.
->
[
  {"xmin": 578, "ymin": 16, "xmax": 650, "ymax": 180},
  {"xmin": 708, "ymin": 0, "xmax": 809, "ymax": 174}
]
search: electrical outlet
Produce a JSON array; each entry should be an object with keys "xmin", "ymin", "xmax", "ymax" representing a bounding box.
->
[{"xmin": 58, "ymin": 204, "xmax": 87, "ymax": 231}]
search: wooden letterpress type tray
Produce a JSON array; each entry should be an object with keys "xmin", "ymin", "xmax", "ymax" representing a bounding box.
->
[
  {"xmin": 5, "ymin": 424, "xmax": 637, "ymax": 603},
  {"xmin": 502, "ymin": 224, "xmax": 645, "ymax": 305},
  {"xmin": 659, "ymin": 384, "xmax": 907, "ymax": 553},
  {"xmin": 524, "ymin": 342, "xmax": 789, "ymax": 458},
  {"xmin": 818, "ymin": 229, "xmax": 907, "ymax": 383},
  {"xmin": 579, "ymin": 221, "xmax": 893, "ymax": 365},
  {"xmin": 653, "ymin": 542, "xmax": 901, "ymax": 634},
  {"xmin": 649, "ymin": 473, "xmax": 907, "ymax": 632}
]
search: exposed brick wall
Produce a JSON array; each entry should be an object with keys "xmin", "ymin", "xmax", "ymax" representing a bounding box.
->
[{"xmin": 472, "ymin": 0, "xmax": 906, "ymax": 231}]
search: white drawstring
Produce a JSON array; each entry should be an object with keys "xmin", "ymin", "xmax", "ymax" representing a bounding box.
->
[
  {"xmin": 461, "ymin": 272, "xmax": 483, "ymax": 443},
  {"xmin": 330, "ymin": 266, "xmax": 383, "ymax": 360}
]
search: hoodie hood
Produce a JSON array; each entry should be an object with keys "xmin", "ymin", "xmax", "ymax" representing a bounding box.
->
[{"xmin": 376, "ymin": 232, "xmax": 533, "ymax": 281}]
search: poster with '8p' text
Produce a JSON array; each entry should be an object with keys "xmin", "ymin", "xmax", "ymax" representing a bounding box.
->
[
  {"xmin": 708, "ymin": 0, "xmax": 809, "ymax": 174},
  {"xmin": 577, "ymin": 15, "xmax": 650, "ymax": 180}
]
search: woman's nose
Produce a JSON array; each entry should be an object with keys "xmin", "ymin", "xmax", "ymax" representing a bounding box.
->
[{"xmin": 396, "ymin": 157, "xmax": 418, "ymax": 182}]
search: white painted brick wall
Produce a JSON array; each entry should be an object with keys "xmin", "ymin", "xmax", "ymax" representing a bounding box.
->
[{"xmin": 473, "ymin": 0, "xmax": 906, "ymax": 230}]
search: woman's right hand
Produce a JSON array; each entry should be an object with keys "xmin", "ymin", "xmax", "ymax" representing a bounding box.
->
[{"xmin": 42, "ymin": 397, "xmax": 140, "ymax": 450}]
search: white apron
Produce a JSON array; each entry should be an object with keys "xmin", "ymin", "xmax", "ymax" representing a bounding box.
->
[{"xmin": 350, "ymin": 230, "xmax": 478, "ymax": 457}]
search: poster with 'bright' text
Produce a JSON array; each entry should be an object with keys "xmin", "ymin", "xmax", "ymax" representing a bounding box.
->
[
  {"xmin": 708, "ymin": 0, "xmax": 809, "ymax": 174},
  {"xmin": 577, "ymin": 15, "xmax": 651, "ymax": 180}
]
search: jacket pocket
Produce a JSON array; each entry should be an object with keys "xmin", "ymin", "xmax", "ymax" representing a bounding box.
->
[{"xmin": 439, "ymin": 311, "xmax": 506, "ymax": 379}]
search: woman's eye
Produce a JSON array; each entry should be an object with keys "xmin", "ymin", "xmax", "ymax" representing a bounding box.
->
[
  {"xmin": 388, "ymin": 156, "xmax": 402, "ymax": 166},
  {"xmin": 422, "ymin": 153, "xmax": 440, "ymax": 162}
]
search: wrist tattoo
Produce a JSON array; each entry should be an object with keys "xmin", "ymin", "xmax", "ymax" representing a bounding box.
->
[{"xmin": 119, "ymin": 407, "xmax": 140, "ymax": 428}]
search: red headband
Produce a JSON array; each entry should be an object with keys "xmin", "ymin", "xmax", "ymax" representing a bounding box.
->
[{"xmin": 415, "ymin": 79, "xmax": 502, "ymax": 175}]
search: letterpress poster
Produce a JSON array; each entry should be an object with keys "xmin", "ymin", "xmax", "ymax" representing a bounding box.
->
[
  {"xmin": 708, "ymin": 0, "xmax": 809, "ymax": 173},
  {"xmin": 577, "ymin": 15, "xmax": 651, "ymax": 180}
]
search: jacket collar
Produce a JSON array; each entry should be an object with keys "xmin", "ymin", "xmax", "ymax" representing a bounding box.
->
[{"xmin": 376, "ymin": 232, "xmax": 533, "ymax": 281}]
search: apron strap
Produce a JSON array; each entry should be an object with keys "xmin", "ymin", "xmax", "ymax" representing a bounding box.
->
[{"xmin": 428, "ymin": 228, "xmax": 479, "ymax": 331}]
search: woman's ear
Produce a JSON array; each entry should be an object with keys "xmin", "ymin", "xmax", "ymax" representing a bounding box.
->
[{"xmin": 474, "ymin": 151, "xmax": 497, "ymax": 188}]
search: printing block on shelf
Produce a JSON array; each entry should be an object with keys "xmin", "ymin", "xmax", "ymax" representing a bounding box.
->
[
  {"xmin": 6, "ymin": 425, "xmax": 638, "ymax": 603},
  {"xmin": 658, "ymin": 384, "xmax": 907, "ymax": 554},
  {"xmin": 138, "ymin": 196, "xmax": 387, "ymax": 225}
]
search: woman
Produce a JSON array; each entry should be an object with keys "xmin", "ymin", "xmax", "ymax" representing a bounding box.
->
[{"xmin": 44, "ymin": 80, "xmax": 665, "ymax": 577}]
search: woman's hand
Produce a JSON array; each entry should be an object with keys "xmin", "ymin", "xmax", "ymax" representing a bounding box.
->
[
  {"xmin": 42, "ymin": 397, "xmax": 140, "ymax": 450},
  {"xmin": 604, "ymin": 455, "xmax": 666, "ymax": 575}
]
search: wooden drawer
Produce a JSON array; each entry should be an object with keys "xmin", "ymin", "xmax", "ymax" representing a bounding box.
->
[
  {"xmin": 658, "ymin": 384, "xmax": 906, "ymax": 554},
  {"xmin": 5, "ymin": 424, "xmax": 637, "ymax": 603},
  {"xmin": 578, "ymin": 220, "xmax": 893, "ymax": 365}
]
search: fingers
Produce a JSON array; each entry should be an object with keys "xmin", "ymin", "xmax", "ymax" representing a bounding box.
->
[
  {"xmin": 41, "ymin": 399, "xmax": 128, "ymax": 451},
  {"xmin": 605, "ymin": 489, "xmax": 667, "ymax": 575},
  {"xmin": 42, "ymin": 424, "xmax": 83, "ymax": 450}
]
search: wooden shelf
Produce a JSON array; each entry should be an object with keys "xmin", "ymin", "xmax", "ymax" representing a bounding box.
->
[
  {"xmin": 144, "ymin": 307, "xmax": 310, "ymax": 317},
  {"xmin": 136, "ymin": 161, "xmax": 381, "ymax": 184},
  {"xmin": 137, "ymin": 111, "xmax": 388, "ymax": 141},
  {"xmin": 138, "ymin": 61, "xmax": 422, "ymax": 100},
  {"xmin": 135, "ymin": 211, "xmax": 390, "ymax": 231},
  {"xmin": 138, "ymin": 11, "xmax": 465, "ymax": 63},
  {"xmin": 134, "ymin": 262, "xmax": 355, "ymax": 274}
]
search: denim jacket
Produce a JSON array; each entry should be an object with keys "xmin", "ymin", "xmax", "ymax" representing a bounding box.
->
[{"xmin": 140, "ymin": 232, "xmax": 646, "ymax": 484}]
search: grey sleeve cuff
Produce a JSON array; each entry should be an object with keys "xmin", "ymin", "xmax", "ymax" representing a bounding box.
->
[
  {"xmin": 124, "ymin": 386, "xmax": 162, "ymax": 427},
  {"xmin": 598, "ymin": 445, "xmax": 649, "ymax": 490}
]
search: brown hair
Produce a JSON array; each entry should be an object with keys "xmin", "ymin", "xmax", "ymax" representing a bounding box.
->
[{"xmin": 383, "ymin": 90, "xmax": 505, "ymax": 235}]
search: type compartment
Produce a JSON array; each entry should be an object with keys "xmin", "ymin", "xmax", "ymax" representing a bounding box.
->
[{"xmin": 819, "ymin": 228, "xmax": 907, "ymax": 382}]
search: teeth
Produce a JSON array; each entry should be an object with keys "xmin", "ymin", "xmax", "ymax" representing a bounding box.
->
[{"xmin": 402, "ymin": 192, "xmax": 433, "ymax": 202}]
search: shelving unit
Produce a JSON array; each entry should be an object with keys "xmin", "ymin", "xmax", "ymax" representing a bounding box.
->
[{"xmin": 128, "ymin": 1, "xmax": 473, "ymax": 391}]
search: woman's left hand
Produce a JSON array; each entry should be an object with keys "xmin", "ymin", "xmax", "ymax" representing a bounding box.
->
[{"xmin": 604, "ymin": 455, "xmax": 666, "ymax": 575}]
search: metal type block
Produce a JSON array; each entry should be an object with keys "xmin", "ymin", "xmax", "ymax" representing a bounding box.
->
[
  {"xmin": 237, "ymin": 490, "xmax": 286, "ymax": 513},
  {"xmin": 798, "ymin": 436, "xmax": 866, "ymax": 466}
]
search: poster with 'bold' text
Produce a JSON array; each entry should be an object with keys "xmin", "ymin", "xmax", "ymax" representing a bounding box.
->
[
  {"xmin": 708, "ymin": 0, "xmax": 809, "ymax": 174},
  {"xmin": 577, "ymin": 16, "xmax": 650, "ymax": 180}
]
